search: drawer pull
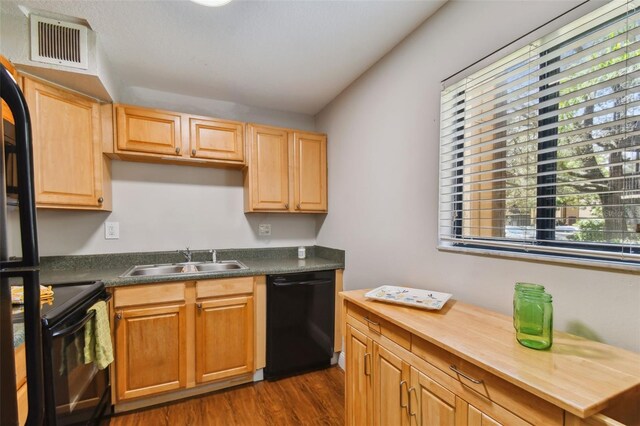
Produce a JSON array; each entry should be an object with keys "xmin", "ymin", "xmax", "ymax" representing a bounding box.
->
[
  {"xmin": 408, "ymin": 387, "xmax": 417, "ymax": 417},
  {"xmin": 450, "ymin": 365, "xmax": 483, "ymax": 384},
  {"xmin": 400, "ymin": 380, "xmax": 408, "ymax": 410},
  {"xmin": 364, "ymin": 353, "xmax": 371, "ymax": 376},
  {"xmin": 363, "ymin": 316, "xmax": 380, "ymax": 327}
]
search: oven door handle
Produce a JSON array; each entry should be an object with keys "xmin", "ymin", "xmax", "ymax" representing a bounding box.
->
[
  {"xmin": 52, "ymin": 310, "xmax": 96, "ymax": 338},
  {"xmin": 50, "ymin": 293, "xmax": 112, "ymax": 339}
]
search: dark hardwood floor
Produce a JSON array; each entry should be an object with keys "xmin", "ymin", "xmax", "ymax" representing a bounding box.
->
[{"xmin": 106, "ymin": 366, "xmax": 345, "ymax": 426}]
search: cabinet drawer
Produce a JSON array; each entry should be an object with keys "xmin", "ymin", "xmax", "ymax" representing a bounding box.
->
[
  {"xmin": 412, "ymin": 336, "xmax": 563, "ymax": 425},
  {"xmin": 196, "ymin": 277, "xmax": 253, "ymax": 299},
  {"xmin": 114, "ymin": 283, "xmax": 185, "ymax": 308},
  {"xmin": 347, "ymin": 302, "xmax": 410, "ymax": 351}
]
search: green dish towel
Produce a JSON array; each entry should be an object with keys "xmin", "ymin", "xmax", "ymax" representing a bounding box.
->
[{"xmin": 84, "ymin": 300, "xmax": 114, "ymax": 370}]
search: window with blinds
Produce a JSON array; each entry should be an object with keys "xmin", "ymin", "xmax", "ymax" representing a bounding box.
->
[{"xmin": 439, "ymin": 0, "xmax": 640, "ymax": 267}]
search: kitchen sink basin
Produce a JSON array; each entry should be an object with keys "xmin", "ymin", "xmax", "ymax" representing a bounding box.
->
[
  {"xmin": 121, "ymin": 260, "xmax": 247, "ymax": 277},
  {"xmin": 195, "ymin": 262, "xmax": 246, "ymax": 272}
]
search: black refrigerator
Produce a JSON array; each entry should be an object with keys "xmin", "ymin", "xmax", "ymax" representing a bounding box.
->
[{"xmin": 1, "ymin": 63, "xmax": 45, "ymax": 425}]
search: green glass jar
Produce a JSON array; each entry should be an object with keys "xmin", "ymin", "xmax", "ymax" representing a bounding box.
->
[
  {"xmin": 515, "ymin": 291, "xmax": 553, "ymax": 350},
  {"xmin": 513, "ymin": 283, "xmax": 545, "ymax": 330}
]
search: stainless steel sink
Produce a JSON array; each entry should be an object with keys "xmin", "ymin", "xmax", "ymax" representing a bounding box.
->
[
  {"xmin": 121, "ymin": 260, "xmax": 247, "ymax": 277},
  {"xmin": 195, "ymin": 261, "xmax": 246, "ymax": 272}
]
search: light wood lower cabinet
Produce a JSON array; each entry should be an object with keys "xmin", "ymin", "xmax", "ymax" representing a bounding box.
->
[
  {"xmin": 374, "ymin": 342, "xmax": 411, "ymax": 426},
  {"xmin": 343, "ymin": 293, "xmax": 639, "ymax": 426},
  {"xmin": 410, "ymin": 366, "xmax": 457, "ymax": 426},
  {"xmin": 115, "ymin": 303, "xmax": 187, "ymax": 400},
  {"xmin": 112, "ymin": 278, "xmax": 257, "ymax": 406},
  {"xmin": 345, "ymin": 326, "xmax": 373, "ymax": 426},
  {"xmin": 195, "ymin": 295, "xmax": 254, "ymax": 383},
  {"xmin": 345, "ymin": 314, "xmax": 537, "ymax": 426}
]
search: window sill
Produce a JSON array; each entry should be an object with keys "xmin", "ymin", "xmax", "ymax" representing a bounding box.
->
[{"xmin": 437, "ymin": 243, "xmax": 640, "ymax": 274}]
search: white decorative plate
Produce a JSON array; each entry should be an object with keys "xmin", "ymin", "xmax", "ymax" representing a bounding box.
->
[{"xmin": 364, "ymin": 285, "xmax": 452, "ymax": 311}]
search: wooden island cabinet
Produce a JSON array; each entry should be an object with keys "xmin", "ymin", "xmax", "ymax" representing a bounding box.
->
[{"xmin": 342, "ymin": 290, "xmax": 640, "ymax": 426}]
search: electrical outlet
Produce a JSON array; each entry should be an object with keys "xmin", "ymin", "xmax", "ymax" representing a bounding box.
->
[
  {"xmin": 258, "ymin": 223, "xmax": 271, "ymax": 236},
  {"xmin": 105, "ymin": 222, "xmax": 120, "ymax": 240}
]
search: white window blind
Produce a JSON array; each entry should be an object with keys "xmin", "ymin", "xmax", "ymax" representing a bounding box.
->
[{"xmin": 439, "ymin": 0, "xmax": 640, "ymax": 266}]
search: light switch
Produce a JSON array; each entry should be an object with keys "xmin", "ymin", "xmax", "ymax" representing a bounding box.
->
[{"xmin": 105, "ymin": 222, "xmax": 120, "ymax": 239}]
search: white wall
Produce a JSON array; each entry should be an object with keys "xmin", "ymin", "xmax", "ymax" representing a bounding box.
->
[
  {"xmin": 119, "ymin": 86, "xmax": 315, "ymax": 131},
  {"xmin": 29, "ymin": 161, "xmax": 317, "ymax": 255},
  {"xmin": 315, "ymin": 0, "xmax": 640, "ymax": 352}
]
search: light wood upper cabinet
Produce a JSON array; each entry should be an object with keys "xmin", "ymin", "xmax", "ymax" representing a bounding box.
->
[
  {"xmin": 189, "ymin": 117, "xmax": 244, "ymax": 162},
  {"xmin": 111, "ymin": 104, "xmax": 245, "ymax": 167},
  {"xmin": 293, "ymin": 131, "xmax": 327, "ymax": 212},
  {"xmin": 244, "ymin": 124, "xmax": 290, "ymax": 211},
  {"xmin": 115, "ymin": 105, "xmax": 182, "ymax": 156},
  {"xmin": 244, "ymin": 124, "xmax": 328, "ymax": 213},
  {"xmin": 195, "ymin": 295, "xmax": 254, "ymax": 384},
  {"xmin": 114, "ymin": 303, "xmax": 187, "ymax": 401},
  {"xmin": 23, "ymin": 77, "xmax": 110, "ymax": 210},
  {"xmin": 1, "ymin": 55, "xmax": 17, "ymax": 125}
]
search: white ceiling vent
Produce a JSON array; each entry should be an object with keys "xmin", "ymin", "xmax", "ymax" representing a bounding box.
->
[{"xmin": 30, "ymin": 15, "xmax": 89, "ymax": 70}]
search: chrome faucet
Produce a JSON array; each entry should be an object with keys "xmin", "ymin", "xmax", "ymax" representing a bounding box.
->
[
  {"xmin": 178, "ymin": 247, "xmax": 192, "ymax": 262},
  {"xmin": 209, "ymin": 249, "xmax": 217, "ymax": 263}
]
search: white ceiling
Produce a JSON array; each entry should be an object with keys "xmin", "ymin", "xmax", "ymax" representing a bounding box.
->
[{"xmin": 1, "ymin": 0, "xmax": 446, "ymax": 115}]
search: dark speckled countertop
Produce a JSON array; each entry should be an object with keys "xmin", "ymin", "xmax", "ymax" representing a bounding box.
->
[
  {"xmin": 39, "ymin": 245, "xmax": 345, "ymax": 288},
  {"xmin": 12, "ymin": 246, "xmax": 344, "ymax": 348}
]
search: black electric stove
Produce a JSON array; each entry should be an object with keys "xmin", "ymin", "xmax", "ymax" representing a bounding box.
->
[{"xmin": 14, "ymin": 280, "xmax": 112, "ymax": 425}]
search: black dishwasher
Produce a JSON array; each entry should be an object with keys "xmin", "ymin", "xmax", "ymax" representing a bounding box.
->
[{"xmin": 265, "ymin": 270, "xmax": 335, "ymax": 380}]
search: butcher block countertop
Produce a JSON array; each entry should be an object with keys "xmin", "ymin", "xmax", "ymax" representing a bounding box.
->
[{"xmin": 341, "ymin": 289, "xmax": 640, "ymax": 420}]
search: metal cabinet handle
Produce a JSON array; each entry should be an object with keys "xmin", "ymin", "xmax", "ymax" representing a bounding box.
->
[
  {"xmin": 175, "ymin": 146, "xmax": 181, "ymax": 154},
  {"xmin": 408, "ymin": 387, "xmax": 417, "ymax": 417},
  {"xmin": 364, "ymin": 353, "xmax": 371, "ymax": 376},
  {"xmin": 192, "ymin": 148, "xmax": 196, "ymax": 156},
  {"xmin": 196, "ymin": 303, "xmax": 202, "ymax": 312},
  {"xmin": 284, "ymin": 203, "xmax": 289, "ymax": 209},
  {"xmin": 98, "ymin": 197, "xmax": 104, "ymax": 204},
  {"xmin": 400, "ymin": 380, "xmax": 408, "ymax": 410},
  {"xmin": 115, "ymin": 312, "xmax": 122, "ymax": 321},
  {"xmin": 450, "ymin": 365, "xmax": 483, "ymax": 384}
]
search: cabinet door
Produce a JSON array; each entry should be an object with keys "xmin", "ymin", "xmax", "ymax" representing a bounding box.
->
[
  {"xmin": 115, "ymin": 105, "xmax": 181, "ymax": 156},
  {"xmin": 195, "ymin": 295, "xmax": 254, "ymax": 383},
  {"xmin": 189, "ymin": 117, "xmax": 244, "ymax": 162},
  {"xmin": 373, "ymin": 343, "xmax": 410, "ymax": 426},
  {"xmin": 345, "ymin": 325, "xmax": 373, "ymax": 426},
  {"xmin": 455, "ymin": 398, "xmax": 521, "ymax": 426},
  {"xmin": 115, "ymin": 303, "xmax": 187, "ymax": 401},
  {"xmin": 293, "ymin": 131, "xmax": 327, "ymax": 212},
  {"xmin": 246, "ymin": 124, "xmax": 290, "ymax": 211},
  {"xmin": 466, "ymin": 404, "xmax": 502, "ymax": 426},
  {"xmin": 24, "ymin": 78, "xmax": 104, "ymax": 208},
  {"xmin": 410, "ymin": 367, "xmax": 456, "ymax": 426}
]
